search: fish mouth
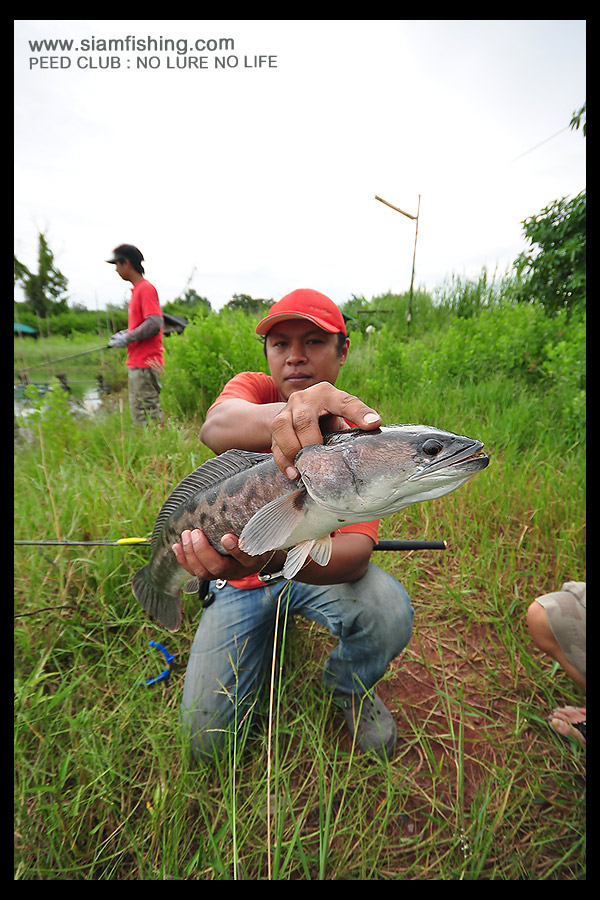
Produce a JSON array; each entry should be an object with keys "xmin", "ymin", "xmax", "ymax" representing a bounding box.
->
[
  {"xmin": 449, "ymin": 447, "xmax": 489, "ymax": 470},
  {"xmin": 411, "ymin": 441, "xmax": 489, "ymax": 478}
]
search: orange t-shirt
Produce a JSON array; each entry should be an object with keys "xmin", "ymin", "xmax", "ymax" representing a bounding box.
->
[
  {"xmin": 127, "ymin": 279, "xmax": 164, "ymax": 369},
  {"xmin": 208, "ymin": 371, "xmax": 380, "ymax": 588}
]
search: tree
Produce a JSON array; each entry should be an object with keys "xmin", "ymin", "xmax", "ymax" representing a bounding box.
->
[
  {"xmin": 512, "ymin": 104, "xmax": 586, "ymax": 320},
  {"xmin": 513, "ymin": 192, "xmax": 586, "ymax": 320},
  {"xmin": 170, "ymin": 288, "xmax": 212, "ymax": 313},
  {"xmin": 162, "ymin": 288, "xmax": 212, "ymax": 321},
  {"xmin": 14, "ymin": 233, "xmax": 69, "ymax": 318},
  {"xmin": 224, "ymin": 294, "xmax": 274, "ymax": 315}
]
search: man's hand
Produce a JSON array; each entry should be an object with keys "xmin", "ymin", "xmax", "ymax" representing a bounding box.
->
[
  {"xmin": 172, "ymin": 529, "xmax": 282, "ymax": 582},
  {"xmin": 270, "ymin": 382, "xmax": 381, "ymax": 478},
  {"xmin": 108, "ymin": 330, "xmax": 130, "ymax": 348}
]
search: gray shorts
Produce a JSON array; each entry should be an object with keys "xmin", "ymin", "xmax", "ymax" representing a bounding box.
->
[
  {"xmin": 128, "ymin": 366, "xmax": 162, "ymax": 424},
  {"xmin": 535, "ymin": 581, "xmax": 586, "ymax": 678}
]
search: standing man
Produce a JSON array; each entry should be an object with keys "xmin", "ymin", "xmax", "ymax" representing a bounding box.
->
[
  {"xmin": 173, "ymin": 288, "xmax": 414, "ymax": 761},
  {"xmin": 106, "ymin": 244, "xmax": 164, "ymax": 425}
]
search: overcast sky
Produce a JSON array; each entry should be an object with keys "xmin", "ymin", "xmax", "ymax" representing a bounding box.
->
[{"xmin": 14, "ymin": 19, "xmax": 586, "ymax": 312}]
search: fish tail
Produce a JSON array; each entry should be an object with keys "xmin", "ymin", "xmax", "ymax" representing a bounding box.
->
[{"xmin": 132, "ymin": 565, "xmax": 182, "ymax": 633}]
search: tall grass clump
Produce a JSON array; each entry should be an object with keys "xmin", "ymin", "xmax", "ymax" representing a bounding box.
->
[{"xmin": 15, "ymin": 272, "xmax": 585, "ymax": 879}]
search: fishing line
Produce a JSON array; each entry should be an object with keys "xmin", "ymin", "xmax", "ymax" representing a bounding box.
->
[
  {"xmin": 508, "ymin": 125, "xmax": 570, "ymax": 164},
  {"xmin": 15, "ymin": 344, "xmax": 111, "ymax": 375}
]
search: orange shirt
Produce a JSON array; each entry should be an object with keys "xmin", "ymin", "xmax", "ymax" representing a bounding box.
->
[
  {"xmin": 127, "ymin": 279, "xmax": 164, "ymax": 369},
  {"xmin": 208, "ymin": 371, "xmax": 380, "ymax": 588},
  {"xmin": 207, "ymin": 371, "xmax": 281, "ymax": 411}
]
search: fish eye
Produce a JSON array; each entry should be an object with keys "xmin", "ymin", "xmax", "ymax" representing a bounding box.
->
[{"xmin": 422, "ymin": 439, "xmax": 443, "ymax": 457}]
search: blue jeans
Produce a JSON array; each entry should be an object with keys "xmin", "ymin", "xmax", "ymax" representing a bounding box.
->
[{"xmin": 180, "ymin": 562, "xmax": 414, "ymax": 758}]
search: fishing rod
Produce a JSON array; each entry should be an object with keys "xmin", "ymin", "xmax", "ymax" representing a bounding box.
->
[
  {"xmin": 15, "ymin": 344, "xmax": 110, "ymax": 374},
  {"xmin": 374, "ymin": 540, "xmax": 446, "ymax": 551},
  {"xmin": 14, "ymin": 537, "xmax": 151, "ymax": 547},
  {"xmin": 14, "ymin": 537, "xmax": 446, "ymax": 551}
]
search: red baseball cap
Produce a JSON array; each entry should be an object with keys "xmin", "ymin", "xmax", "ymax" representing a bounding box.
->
[{"xmin": 256, "ymin": 288, "xmax": 347, "ymax": 336}]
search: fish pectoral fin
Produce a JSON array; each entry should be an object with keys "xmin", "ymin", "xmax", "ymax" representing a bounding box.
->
[
  {"xmin": 307, "ymin": 534, "xmax": 333, "ymax": 566},
  {"xmin": 182, "ymin": 577, "xmax": 201, "ymax": 594},
  {"xmin": 239, "ymin": 489, "xmax": 307, "ymax": 556},
  {"xmin": 282, "ymin": 541, "xmax": 315, "ymax": 578},
  {"xmin": 282, "ymin": 535, "xmax": 332, "ymax": 579}
]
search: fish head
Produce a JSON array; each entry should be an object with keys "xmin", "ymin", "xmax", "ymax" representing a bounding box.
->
[{"xmin": 295, "ymin": 425, "xmax": 489, "ymax": 516}]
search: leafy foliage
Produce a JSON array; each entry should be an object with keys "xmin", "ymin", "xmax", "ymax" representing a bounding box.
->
[
  {"xmin": 224, "ymin": 294, "xmax": 274, "ymax": 315},
  {"xmin": 333, "ymin": 286, "xmax": 585, "ymax": 446},
  {"xmin": 161, "ymin": 310, "xmax": 268, "ymax": 417},
  {"xmin": 513, "ymin": 191, "xmax": 586, "ymax": 319},
  {"xmin": 14, "ymin": 233, "xmax": 69, "ymax": 318},
  {"xmin": 163, "ymin": 288, "xmax": 212, "ymax": 320},
  {"xmin": 570, "ymin": 101, "xmax": 586, "ymax": 137}
]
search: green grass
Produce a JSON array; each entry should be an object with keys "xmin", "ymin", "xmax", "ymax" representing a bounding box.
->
[{"xmin": 14, "ymin": 321, "xmax": 585, "ymax": 880}]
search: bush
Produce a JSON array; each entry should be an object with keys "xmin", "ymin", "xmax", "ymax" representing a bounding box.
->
[
  {"xmin": 416, "ymin": 304, "xmax": 569, "ymax": 385},
  {"xmin": 339, "ymin": 301, "xmax": 585, "ymax": 440},
  {"xmin": 162, "ymin": 309, "xmax": 267, "ymax": 418},
  {"xmin": 540, "ymin": 312, "xmax": 586, "ymax": 426}
]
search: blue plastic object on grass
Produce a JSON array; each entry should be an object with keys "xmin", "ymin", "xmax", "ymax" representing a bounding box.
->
[{"xmin": 140, "ymin": 640, "xmax": 175, "ymax": 686}]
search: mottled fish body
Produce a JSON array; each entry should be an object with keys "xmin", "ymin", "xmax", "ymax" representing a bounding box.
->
[{"xmin": 132, "ymin": 425, "xmax": 489, "ymax": 631}]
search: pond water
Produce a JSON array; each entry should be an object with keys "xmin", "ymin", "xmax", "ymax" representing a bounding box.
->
[{"xmin": 14, "ymin": 385, "xmax": 106, "ymax": 421}]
